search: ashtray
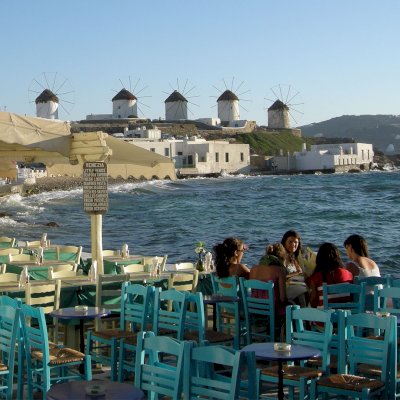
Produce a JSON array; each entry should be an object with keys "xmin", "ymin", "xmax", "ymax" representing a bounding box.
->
[
  {"xmin": 74, "ymin": 305, "xmax": 88, "ymax": 312},
  {"xmin": 85, "ymin": 383, "xmax": 106, "ymax": 397},
  {"xmin": 274, "ymin": 342, "xmax": 291, "ymax": 352},
  {"xmin": 376, "ymin": 311, "xmax": 390, "ymax": 317}
]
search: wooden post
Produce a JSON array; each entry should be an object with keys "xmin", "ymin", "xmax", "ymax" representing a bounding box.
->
[{"xmin": 91, "ymin": 213, "xmax": 104, "ymax": 274}]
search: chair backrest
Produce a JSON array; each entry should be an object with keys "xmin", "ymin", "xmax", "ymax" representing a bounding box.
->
[
  {"xmin": 175, "ymin": 262, "xmax": 194, "ymax": 270},
  {"xmin": 345, "ymin": 312, "xmax": 395, "ymax": 383},
  {"xmin": 168, "ymin": 270, "xmax": 199, "ymax": 293},
  {"xmin": 56, "ymin": 245, "xmax": 82, "ymax": 264},
  {"xmin": 152, "ymin": 288, "xmax": 187, "ymax": 339},
  {"xmin": 102, "ymin": 249, "xmax": 120, "ymax": 257},
  {"xmin": 25, "ymin": 281, "xmax": 60, "ymax": 315},
  {"xmin": 8, "ymin": 253, "xmax": 35, "ymax": 263},
  {"xmin": 239, "ymin": 278, "xmax": 275, "ymax": 344},
  {"xmin": 354, "ymin": 275, "xmax": 391, "ymax": 311},
  {"xmin": 135, "ymin": 331, "xmax": 188, "ymax": 399},
  {"xmin": 183, "ymin": 292, "xmax": 206, "ymax": 342},
  {"xmin": 0, "ymin": 236, "xmax": 16, "ymax": 247},
  {"xmin": 286, "ymin": 305, "xmax": 334, "ymax": 373},
  {"xmin": 48, "ymin": 266, "xmax": 79, "ymax": 280},
  {"xmin": 0, "ymin": 248, "xmax": 21, "ymax": 256},
  {"xmin": 120, "ymin": 283, "xmax": 155, "ymax": 332},
  {"xmin": 0, "ymin": 302, "xmax": 20, "ymax": 398},
  {"xmin": 0, "ymin": 272, "xmax": 20, "ymax": 283},
  {"xmin": 322, "ymin": 282, "xmax": 366, "ymax": 313},
  {"xmin": 96, "ymin": 274, "xmax": 130, "ymax": 311},
  {"xmin": 374, "ymin": 285, "xmax": 400, "ymax": 315},
  {"xmin": 121, "ymin": 263, "xmax": 145, "ymax": 274},
  {"xmin": 25, "ymin": 240, "xmax": 42, "ymax": 247},
  {"xmin": 210, "ymin": 274, "xmax": 239, "ymax": 297},
  {"xmin": 20, "ymin": 304, "xmax": 51, "ymax": 364},
  {"xmin": 0, "ymin": 263, "xmax": 6, "ymax": 273},
  {"xmin": 184, "ymin": 344, "xmax": 245, "ymax": 399}
]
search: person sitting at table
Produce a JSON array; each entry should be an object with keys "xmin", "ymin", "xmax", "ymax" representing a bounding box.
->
[
  {"xmin": 343, "ymin": 234, "xmax": 381, "ymax": 278},
  {"xmin": 280, "ymin": 230, "xmax": 308, "ymax": 307},
  {"xmin": 308, "ymin": 242, "xmax": 353, "ymax": 308},
  {"xmin": 213, "ymin": 237, "xmax": 250, "ymax": 279},
  {"xmin": 250, "ymin": 243, "xmax": 288, "ymax": 335}
]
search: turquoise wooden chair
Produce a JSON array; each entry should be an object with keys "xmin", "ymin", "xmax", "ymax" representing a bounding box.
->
[
  {"xmin": 134, "ymin": 331, "xmax": 188, "ymax": 400},
  {"xmin": 184, "ymin": 292, "xmax": 236, "ymax": 346},
  {"xmin": 259, "ymin": 306, "xmax": 335, "ymax": 400},
  {"xmin": 322, "ymin": 282, "xmax": 367, "ymax": 313},
  {"xmin": 311, "ymin": 312, "xmax": 396, "ymax": 400},
  {"xmin": 117, "ymin": 283, "xmax": 155, "ymax": 381},
  {"xmin": 86, "ymin": 282, "xmax": 154, "ymax": 382},
  {"xmin": 21, "ymin": 304, "xmax": 92, "ymax": 400},
  {"xmin": 184, "ymin": 343, "xmax": 257, "ymax": 399},
  {"xmin": 152, "ymin": 288, "xmax": 187, "ymax": 339},
  {"xmin": 210, "ymin": 274, "xmax": 242, "ymax": 349},
  {"xmin": 239, "ymin": 277, "xmax": 275, "ymax": 344},
  {"xmin": 0, "ymin": 302, "xmax": 20, "ymax": 400},
  {"xmin": 354, "ymin": 275, "xmax": 391, "ymax": 311},
  {"xmin": 0, "ymin": 296, "xmax": 24, "ymax": 400}
]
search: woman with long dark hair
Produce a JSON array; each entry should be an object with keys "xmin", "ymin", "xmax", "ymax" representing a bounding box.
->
[
  {"xmin": 309, "ymin": 242, "xmax": 353, "ymax": 308},
  {"xmin": 213, "ymin": 237, "xmax": 250, "ymax": 279}
]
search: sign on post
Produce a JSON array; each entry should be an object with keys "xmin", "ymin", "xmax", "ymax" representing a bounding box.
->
[{"xmin": 83, "ymin": 162, "xmax": 108, "ymax": 214}]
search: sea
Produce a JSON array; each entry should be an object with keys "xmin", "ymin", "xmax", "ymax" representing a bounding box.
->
[{"xmin": 1, "ymin": 170, "xmax": 400, "ymax": 276}]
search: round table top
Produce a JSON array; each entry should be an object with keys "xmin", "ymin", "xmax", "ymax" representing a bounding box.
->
[
  {"xmin": 46, "ymin": 380, "xmax": 144, "ymax": 400},
  {"xmin": 49, "ymin": 307, "xmax": 111, "ymax": 320},
  {"xmin": 242, "ymin": 342, "xmax": 321, "ymax": 362},
  {"xmin": 203, "ymin": 294, "xmax": 240, "ymax": 304}
]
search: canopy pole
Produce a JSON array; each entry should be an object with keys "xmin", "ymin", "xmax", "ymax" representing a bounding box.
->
[{"xmin": 91, "ymin": 213, "xmax": 104, "ymax": 274}]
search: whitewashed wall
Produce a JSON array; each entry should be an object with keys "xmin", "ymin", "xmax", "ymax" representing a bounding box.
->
[
  {"xmin": 217, "ymin": 100, "xmax": 240, "ymax": 122},
  {"xmin": 165, "ymin": 101, "xmax": 188, "ymax": 120},
  {"xmin": 36, "ymin": 101, "xmax": 58, "ymax": 119},
  {"xmin": 112, "ymin": 99, "xmax": 137, "ymax": 118}
]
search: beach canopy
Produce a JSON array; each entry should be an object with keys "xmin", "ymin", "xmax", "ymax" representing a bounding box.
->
[{"xmin": 0, "ymin": 111, "xmax": 176, "ymax": 272}]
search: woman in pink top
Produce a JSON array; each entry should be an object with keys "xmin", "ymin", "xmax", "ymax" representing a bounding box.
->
[{"xmin": 309, "ymin": 242, "xmax": 353, "ymax": 308}]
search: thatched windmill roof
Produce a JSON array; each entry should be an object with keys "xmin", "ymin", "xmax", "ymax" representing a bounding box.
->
[
  {"xmin": 112, "ymin": 88, "xmax": 137, "ymax": 101},
  {"xmin": 164, "ymin": 90, "xmax": 187, "ymax": 103},
  {"xmin": 268, "ymin": 100, "xmax": 289, "ymax": 111},
  {"xmin": 35, "ymin": 89, "xmax": 59, "ymax": 104},
  {"xmin": 217, "ymin": 90, "xmax": 239, "ymax": 102}
]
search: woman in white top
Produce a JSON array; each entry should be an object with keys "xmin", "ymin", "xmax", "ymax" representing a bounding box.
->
[{"xmin": 344, "ymin": 234, "xmax": 381, "ymax": 277}]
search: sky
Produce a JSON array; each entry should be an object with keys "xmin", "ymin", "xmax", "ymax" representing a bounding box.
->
[{"xmin": 1, "ymin": 0, "xmax": 399, "ymax": 127}]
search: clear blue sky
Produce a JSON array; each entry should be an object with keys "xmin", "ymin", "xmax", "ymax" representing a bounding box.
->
[{"xmin": 1, "ymin": 0, "xmax": 399, "ymax": 126}]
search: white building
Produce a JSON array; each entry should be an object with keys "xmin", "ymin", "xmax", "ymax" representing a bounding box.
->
[
  {"xmin": 217, "ymin": 90, "xmax": 240, "ymax": 123},
  {"xmin": 112, "ymin": 88, "xmax": 138, "ymax": 118},
  {"xmin": 165, "ymin": 90, "xmax": 188, "ymax": 121},
  {"xmin": 35, "ymin": 89, "xmax": 59, "ymax": 119},
  {"xmin": 124, "ymin": 136, "xmax": 250, "ymax": 176},
  {"xmin": 273, "ymin": 142, "xmax": 374, "ymax": 172},
  {"xmin": 125, "ymin": 126, "xmax": 162, "ymax": 140}
]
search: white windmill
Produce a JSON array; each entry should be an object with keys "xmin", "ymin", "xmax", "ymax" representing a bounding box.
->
[
  {"xmin": 28, "ymin": 72, "xmax": 74, "ymax": 120},
  {"xmin": 163, "ymin": 79, "xmax": 198, "ymax": 121},
  {"xmin": 265, "ymin": 84, "xmax": 304, "ymax": 129},
  {"xmin": 213, "ymin": 77, "xmax": 250, "ymax": 125},
  {"xmin": 111, "ymin": 77, "xmax": 150, "ymax": 119}
]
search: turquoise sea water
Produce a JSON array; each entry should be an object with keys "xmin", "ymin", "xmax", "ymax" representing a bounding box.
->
[{"xmin": 1, "ymin": 171, "xmax": 399, "ymax": 275}]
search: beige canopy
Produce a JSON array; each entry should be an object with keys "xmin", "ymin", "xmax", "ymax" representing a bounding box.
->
[{"xmin": 0, "ymin": 111, "xmax": 176, "ymax": 272}]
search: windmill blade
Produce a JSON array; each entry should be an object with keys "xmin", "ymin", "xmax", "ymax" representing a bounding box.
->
[
  {"xmin": 54, "ymin": 78, "xmax": 69, "ymax": 94},
  {"xmin": 43, "ymin": 72, "xmax": 51, "ymax": 91},
  {"xmin": 235, "ymin": 80, "xmax": 245, "ymax": 93},
  {"xmin": 135, "ymin": 85, "xmax": 149, "ymax": 96},
  {"xmin": 51, "ymin": 72, "xmax": 57, "ymax": 92},
  {"xmin": 238, "ymin": 89, "xmax": 251, "ymax": 97},
  {"xmin": 59, "ymin": 102, "xmax": 71, "ymax": 116},
  {"xmin": 286, "ymin": 90, "xmax": 301, "ymax": 105},
  {"xmin": 57, "ymin": 90, "xmax": 74, "ymax": 97}
]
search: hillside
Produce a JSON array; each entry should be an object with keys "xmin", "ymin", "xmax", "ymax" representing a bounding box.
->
[{"xmin": 300, "ymin": 114, "xmax": 400, "ymax": 153}]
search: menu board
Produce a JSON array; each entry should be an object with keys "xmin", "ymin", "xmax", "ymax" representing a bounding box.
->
[{"xmin": 83, "ymin": 162, "xmax": 108, "ymax": 213}]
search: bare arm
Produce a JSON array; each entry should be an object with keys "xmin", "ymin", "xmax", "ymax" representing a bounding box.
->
[
  {"xmin": 345, "ymin": 261, "xmax": 359, "ymax": 277},
  {"xmin": 309, "ymin": 281, "xmax": 319, "ymax": 308}
]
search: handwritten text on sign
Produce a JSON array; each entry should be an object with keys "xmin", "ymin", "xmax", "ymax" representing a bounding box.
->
[{"xmin": 83, "ymin": 162, "xmax": 108, "ymax": 213}]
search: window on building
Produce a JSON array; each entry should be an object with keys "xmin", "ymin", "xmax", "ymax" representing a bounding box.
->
[
  {"xmin": 215, "ymin": 152, "xmax": 219, "ymax": 162},
  {"xmin": 240, "ymin": 152, "xmax": 244, "ymax": 162},
  {"xmin": 188, "ymin": 155, "xmax": 193, "ymax": 166},
  {"xmin": 225, "ymin": 153, "xmax": 229, "ymax": 162},
  {"xmin": 178, "ymin": 151, "xmax": 183, "ymax": 156},
  {"xmin": 361, "ymin": 149, "xmax": 365, "ymax": 160},
  {"xmin": 164, "ymin": 148, "xmax": 169, "ymax": 157},
  {"xmin": 150, "ymin": 148, "xmax": 155, "ymax": 153}
]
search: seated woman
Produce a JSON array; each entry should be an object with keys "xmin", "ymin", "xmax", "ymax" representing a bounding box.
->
[
  {"xmin": 343, "ymin": 234, "xmax": 381, "ymax": 278},
  {"xmin": 213, "ymin": 237, "xmax": 250, "ymax": 279},
  {"xmin": 280, "ymin": 230, "xmax": 308, "ymax": 306},
  {"xmin": 308, "ymin": 242, "xmax": 353, "ymax": 308},
  {"xmin": 251, "ymin": 242, "xmax": 288, "ymax": 309}
]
